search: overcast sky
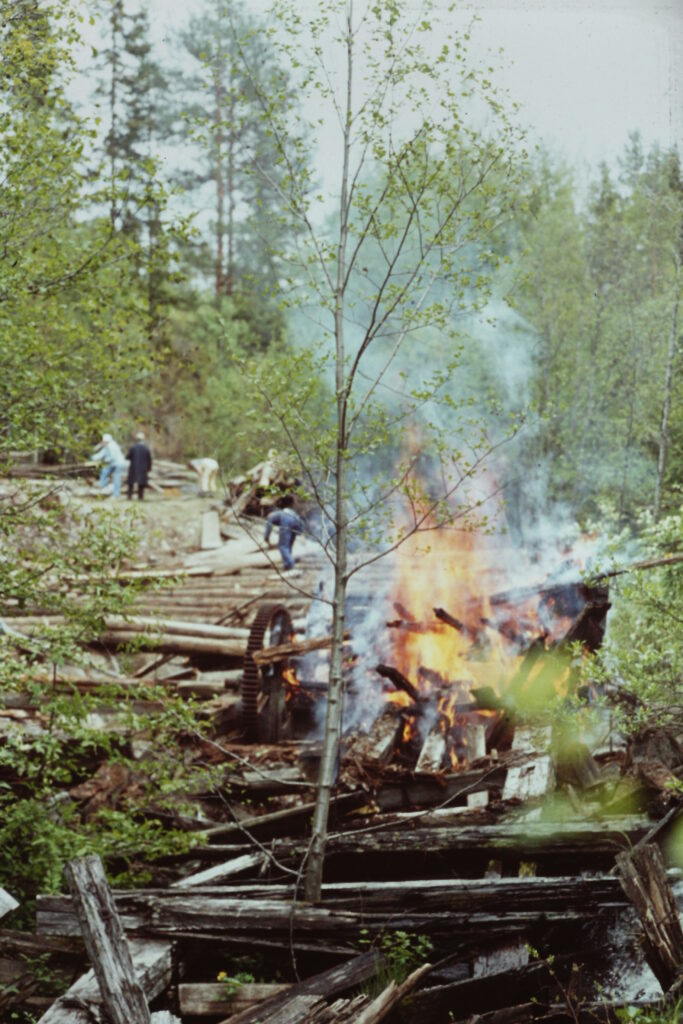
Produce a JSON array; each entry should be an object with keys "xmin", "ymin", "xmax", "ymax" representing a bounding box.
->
[{"xmin": 143, "ymin": 0, "xmax": 682, "ymax": 178}]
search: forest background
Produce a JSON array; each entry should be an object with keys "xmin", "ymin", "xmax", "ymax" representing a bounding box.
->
[{"xmin": 2, "ymin": 0, "xmax": 681, "ymax": 530}]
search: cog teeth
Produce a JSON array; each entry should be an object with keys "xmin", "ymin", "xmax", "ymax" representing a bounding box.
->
[{"xmin": 241, "ymin": 603, "xmax": 292, "ymax": 742}]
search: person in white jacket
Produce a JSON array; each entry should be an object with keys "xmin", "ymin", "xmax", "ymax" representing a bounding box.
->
[{"xmin": 91, "ymin": 433, "xmax": 127, "ymax": 498}]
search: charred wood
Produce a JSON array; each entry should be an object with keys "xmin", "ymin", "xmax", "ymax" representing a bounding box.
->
[{"xmin": 374, "ymin": 664, "xmax": 420, "ymax": 702}]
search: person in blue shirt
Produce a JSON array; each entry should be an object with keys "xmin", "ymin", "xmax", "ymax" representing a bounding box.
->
[
  {"xmin": 264, "ymin": 496, "xmax": 305, "ymax": 570},
  {"xmin": 91, "ymin": 433, "xmax": 127, "ymax": 499}
]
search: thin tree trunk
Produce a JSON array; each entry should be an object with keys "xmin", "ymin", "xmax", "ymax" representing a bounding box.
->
[
  {"xmin": 226, "ymin": 93, "xmax": 235, "ymax": 297},
  {"xmin": 654, "ymin": 250, "xmax": 681, "ymax": 521},
  {"xmin": 304, "ymin": 0, "xmax": 354, "ymax": 904},
  {"xmin": 617, "ymin": 312, "xmax": 642, "ymax": 526},
  {"xmin": 214, "ymin": 62, "xmax": 225, "ymax": 300},
  {"xmin": 108, "ymin": 2, "xmax": 121, "ymax": 227}
]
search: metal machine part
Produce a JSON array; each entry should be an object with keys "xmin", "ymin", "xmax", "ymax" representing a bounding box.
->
[{"xmin": 241, "ymin": 602, "xmax": 293, "ymax": 742}]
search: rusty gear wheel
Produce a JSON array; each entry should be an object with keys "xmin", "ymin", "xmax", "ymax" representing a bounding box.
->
[{"xmin": 241, "ymin": 602, "xmax": 293, "ymax": 742}]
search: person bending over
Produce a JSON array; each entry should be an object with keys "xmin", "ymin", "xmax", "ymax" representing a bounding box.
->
[{"xmin": 264, "ymin": 496, "xmax": 305, "ymax": 570}]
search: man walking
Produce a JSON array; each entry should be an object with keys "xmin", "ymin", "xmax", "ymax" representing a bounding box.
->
[
  {"xmin": 264, "ymin": 496, "xmax": 305, "ymax": 571},
  {"xmin": 127, "ymin": 432, "xmax": 152, "ymax": 500},
  {"xmin": 91, "ymin": 433, "xmax": 127, "ymax": 499}
]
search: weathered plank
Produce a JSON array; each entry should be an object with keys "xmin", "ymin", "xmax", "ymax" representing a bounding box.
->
[
  {"xmin": 502, "ymin": 754, "xmax": 555, "ymax": 802},
  {"xmin": 64, "ymin": 855, "xmax": 152, "ymax": 1024},
  {"xmin": 415, "ymin": 725, "xmax": 447, "ymax": 773},
  {"xmin": 37, "ymin": 875, "xmax": 630, "ymax": 946},
  {"xmin": 171, "ymin": 853, "xmax": 267, "ymax": 889}
]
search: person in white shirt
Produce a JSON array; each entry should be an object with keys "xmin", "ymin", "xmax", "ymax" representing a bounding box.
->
[{"xmin": 91, "ymin": 433, "xmax": 127, "ymax": 498}]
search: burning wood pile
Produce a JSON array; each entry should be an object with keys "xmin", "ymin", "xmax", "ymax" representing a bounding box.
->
[{"xmin": 6, "ymin": 524, "xmax": 683, "ymax": 1022}]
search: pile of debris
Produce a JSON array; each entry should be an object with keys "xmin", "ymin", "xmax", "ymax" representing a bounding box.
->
[
  {"xmin": 4, "ymin": 510, "xmax": 683, "ymax": 1021},
  {"xmin": 4, "ymin": 709, "xmax": 683, "ymax": 1022},
  {"xmin": 223, "ymin": 452, "xmax": 302, "ymax": 519}
]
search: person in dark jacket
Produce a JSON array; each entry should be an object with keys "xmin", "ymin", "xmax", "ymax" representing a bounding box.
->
[
  {"xmin": 264, "ymin": 496, "xmax": 305, "ymax": 570},
  {"xmin": 127, "ymin": 432, "xmax": 152, "ymax": 500}
]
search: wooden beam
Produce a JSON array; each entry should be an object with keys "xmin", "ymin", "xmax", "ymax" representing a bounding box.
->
[
  {"xmin": 171, "ymin": 853, "xmax": 266, "ymax": 889},
  {"xmin": 64, "ymin": 855, "xmax": 152, "ymax": 1024}
]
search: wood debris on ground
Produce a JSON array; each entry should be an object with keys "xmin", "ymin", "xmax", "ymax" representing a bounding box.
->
[{"xmin": 3, "ymin": 512, "xmax": 683, "ymax": 1022}]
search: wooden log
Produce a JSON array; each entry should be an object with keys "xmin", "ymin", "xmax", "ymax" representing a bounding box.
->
[
  {"xmin": 104, "ymin": 616, "xmax": 250, "ymax": 640},
  {"xmin": 98, "ymin": 631, "xmax": 246, "ymax": 657},
  {"xmin": 179, "ymin": 982, "xmax": 290, "ymax": 1017},
  {"xmin": 616, "ymin": 844, "xmax": 683, "ymax": 991},
  {"xmin": 64, "ymin": 855, "xmax": 152, "ymax": 1024},
  {"xmin": 37, "ymin": 938, "xmax": 171, "ymax": 1024},
  {"xmin": 189, "ymin": 816, "xmax": 647, "ymax": 866},
  {"xmin": 201, "ymin": 791, "xmax": 363, "ymax": 841},
  {"xmin": 215, "ymin": 951, "xmax": 380, "ymax": 1024},
  {"xmin": 432, "ymin": 607, "xmax": 481, "ymax": 644}
]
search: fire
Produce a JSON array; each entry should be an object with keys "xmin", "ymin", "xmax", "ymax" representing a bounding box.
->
[
  {"xmin": 376, "ymin": 508, "xmax": 587, "ymax": 767},
  {"xmin": 282, "ymin": 665, "xmax": 301, "ymax": 703},
  {"xmin": 388, "ymin": 525, "xmax": 522, "ymax": 698}
]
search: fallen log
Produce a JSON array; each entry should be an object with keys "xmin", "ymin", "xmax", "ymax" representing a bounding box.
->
[
  {"xmin": 187, "ymin": 815, "xmax": 647, "ymax": 869},
  {"xmin": 98, "ymin": 631, "xmax": 246, "ymax": 657},
  {"xmin": 104, "ymin": 616, "xmax": 250, "ymax": 640},
  {"xmin": 201, "ymin": 791, "xmax": 364, "ymax": 842},
  {"xmin": 37, "ymin": 876, "xmax": 631, "ymax": 940}
]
